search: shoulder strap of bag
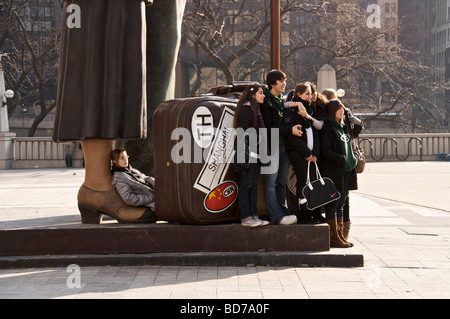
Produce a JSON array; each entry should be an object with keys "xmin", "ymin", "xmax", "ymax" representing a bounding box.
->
[
  {"xmin": 314, "ymin": 162, "xmax": 325, "ymax": 185},
  {"xmin": 306, "ymin": 161, "xmax": 312, "ymax": 189},
  {"xmin": 306, "ymin": 161, "xmax": 326, "ymax": 189}
]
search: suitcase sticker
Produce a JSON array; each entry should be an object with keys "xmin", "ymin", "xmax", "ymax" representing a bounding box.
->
[
  {"xmin": 193, "ymin": 106, "xmax": 237, "ymax": 214},
  {"xmin": 204, "ymin": 181, "xmax": 238, "ymax": 213},
  {"xmin": 194, "ymin": 106, "xmax": 235, "ymax": 195}
]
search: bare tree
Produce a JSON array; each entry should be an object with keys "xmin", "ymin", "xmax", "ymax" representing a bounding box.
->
[
  {"xmin": 182, "ymin": 0, "xmax": 336, "ymax": 93},
  {"xmin": 181, "ymin": 0, "xmax": 449, "ymax": 132},
  {"xmin": 0, "ymin": 0, "xmax": 61, "ymax": 136}
]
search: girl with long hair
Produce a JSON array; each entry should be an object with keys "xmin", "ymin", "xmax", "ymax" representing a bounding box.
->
[
  {"xmin": 111, "ymin": 149, "xmax": 157, "ymax": 215},
  {"xmin": 284, "ymin": 83, "xmax": 323, "ymax": 224},
  {"xmin": 319, "ymin": 100, "xmax": 358, "ymax": 248},
  {"xmin": 233, "ymin": 84, "xmax": 269, "ymax": 227}
]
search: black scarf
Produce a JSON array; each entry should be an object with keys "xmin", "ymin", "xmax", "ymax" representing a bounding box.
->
[{"xmin": 291, "ymin": 97, "xmax": 313, "ymax": 129}]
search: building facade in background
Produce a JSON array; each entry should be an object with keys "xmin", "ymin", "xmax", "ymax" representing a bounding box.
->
[{"xmin": 1, "ymin": 0, "xmax": 448, "ymax": 135}]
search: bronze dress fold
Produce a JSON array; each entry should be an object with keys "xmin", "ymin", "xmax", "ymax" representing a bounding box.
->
[{"xmin": 53, "ymin": 0, "xmax": 147, "ymax": 142}]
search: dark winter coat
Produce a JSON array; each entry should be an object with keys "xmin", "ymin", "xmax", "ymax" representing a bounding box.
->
[
  {"xmin": 283, "ymin": 107, "xmax": 320, "ymax": 159},
  {"xmin": 236, "ymin": 103, "xmax": 264, "ymax": 131},
  {"xmin": 260, "ymin": 87, "xmax": 293, "ymax": 152},
  {"xmin": 319, "ymin": 119, "xmax": 360, "ymax": 191},
  {"xmin": 319, "ymin": 121, "xmax": 347, "ymax": 172},
  {"xmin": 234, "ymin": 102, "xmax": 265, "ymax": 169}
]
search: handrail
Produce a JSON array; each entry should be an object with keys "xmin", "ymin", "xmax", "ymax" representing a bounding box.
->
[
  {"xmin": 4, "ymin": 134, "xmax": 448, "ymax": 169},
  {"xmin": 360, "ymin": 137, "xmax": 423, "ymax": 161}
]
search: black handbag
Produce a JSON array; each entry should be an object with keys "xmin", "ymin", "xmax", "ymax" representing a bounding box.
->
[{"xmin": 300, "ymin": 162, "xmax": 341, "ymax": 210}]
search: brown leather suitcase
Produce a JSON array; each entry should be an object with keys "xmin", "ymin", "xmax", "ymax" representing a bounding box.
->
[{"xmin": 153, "ymin": 83, "xmax": 258, "ymax": 224}]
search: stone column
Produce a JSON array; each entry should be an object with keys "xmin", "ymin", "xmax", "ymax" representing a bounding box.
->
[{"xmin": 317, "ymin": 64, "xmax": 337, "ymax": 93}]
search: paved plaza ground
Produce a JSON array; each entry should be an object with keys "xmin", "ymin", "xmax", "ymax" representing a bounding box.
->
[{"xmin": 0, "ymin": 161, "xmax": 449, "ymax": 299}]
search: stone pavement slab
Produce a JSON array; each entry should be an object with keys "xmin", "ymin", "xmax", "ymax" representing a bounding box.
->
[
  {"xmin": 354, "ymin": 161, "xmax": 450, "ymax": 212},
  {"xmin": 1, "ymin": 162, "xmax": 450, "ymax": 299}
]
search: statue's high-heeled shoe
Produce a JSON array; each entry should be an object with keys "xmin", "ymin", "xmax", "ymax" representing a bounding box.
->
[{"xmin": 77, "ymin": 185, "xmax": 157, "ymax": 224}]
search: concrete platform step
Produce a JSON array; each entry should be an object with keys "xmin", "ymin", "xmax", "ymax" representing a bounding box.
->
[
  {"xmin": 0, "ymin": 251, "xmax": 364, "ymax": 269},
  {"xmin": 0, "ymin": 223, "xmax": 364, "ymax": 268},
  {"xmin": 0, "ymin": 223, "xmax": 330, "ymax": 256}
]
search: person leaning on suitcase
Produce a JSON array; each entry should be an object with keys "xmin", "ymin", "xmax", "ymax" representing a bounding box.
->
[
  {"xmin": 111, "ymin": 149, "xmax": 157, "ymax": 222},
  {"xmin": 233, "ymin": 85, "xmax": 270, "ymax": 227}
]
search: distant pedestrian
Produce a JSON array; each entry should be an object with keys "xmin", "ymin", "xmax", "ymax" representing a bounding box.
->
[{"xmin": 64, "ymin": 142, "xmax": 75, "ymax": 167}]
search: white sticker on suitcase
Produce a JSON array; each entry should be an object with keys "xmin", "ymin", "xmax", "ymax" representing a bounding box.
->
[
  {"xmin": 194, "ymin": 107, "xmax": 236, "ymax": 195},
  {"xmin": 191, "ymin": 106, "xmax": 214, "ymax": 149}
]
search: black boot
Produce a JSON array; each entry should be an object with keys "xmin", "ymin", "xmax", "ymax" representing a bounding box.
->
[
  {"xmin": 297, "ymin": 205, "xmax": 320, "ymax": 224},
  {"xmin": 311, "ymin": 208, "xmax": 326, "ymax": 224}
]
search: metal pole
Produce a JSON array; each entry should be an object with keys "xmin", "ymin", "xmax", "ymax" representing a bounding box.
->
[{"xmin": 271, "ymin": 0, "xmax": 280, "ymax": 70}]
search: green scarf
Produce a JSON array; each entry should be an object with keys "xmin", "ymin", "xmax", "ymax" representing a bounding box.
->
[
  {"xmin": 264, "ymin": 87, "xmax": 285, "ymax": 113},
  {"xmin": 263, "ymin": 87, "xmax": 286, "ymax": 145},
  {"xmin": 328, "ymin": 119, "xmax": 357, "ymax": 172}
]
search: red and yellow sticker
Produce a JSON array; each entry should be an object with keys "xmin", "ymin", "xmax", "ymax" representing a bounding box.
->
[{"xmin": 204, "ymin": 181, "xmax": 238, "ymax": 213}]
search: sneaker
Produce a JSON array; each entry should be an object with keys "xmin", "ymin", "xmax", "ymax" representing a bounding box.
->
[
  {"xmin": 241, "ymin": 216, "xmax": 262, "ymax": 227},
  {"xmin": 253, "ymin": 216, "xmax": 269, "ymax": 226},
  {"xmin": 278, "ymin": 215, "xmax": 298, "ymax": 225}
]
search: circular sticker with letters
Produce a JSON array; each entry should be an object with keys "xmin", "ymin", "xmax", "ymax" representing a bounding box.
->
[{"xmin": 192, "ymin": 106, "xmax": 214, "ymax": 149}]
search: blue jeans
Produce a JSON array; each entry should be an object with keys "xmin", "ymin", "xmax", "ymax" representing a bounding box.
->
[
  {"xmin": 238, "ymin": 162, "xmax": 260, "ymax": 219},
  {"xmin": 263, "ymin": 145, "xmax": 290, "ymax": 223}
]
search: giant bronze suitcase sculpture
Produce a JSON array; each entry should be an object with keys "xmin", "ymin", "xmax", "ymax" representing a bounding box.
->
[{"xmin": 153, "ymin": 83, "xmax": 257, "ymax": 224}]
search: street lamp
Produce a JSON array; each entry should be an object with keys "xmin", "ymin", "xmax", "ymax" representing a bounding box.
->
[
  {"xmin": 336, "ymin": 89, "xmax": 345, "ymax": 98},
  {"xmin": 2, "ymin": 89, "xmax": 14, "ymax": 107}
]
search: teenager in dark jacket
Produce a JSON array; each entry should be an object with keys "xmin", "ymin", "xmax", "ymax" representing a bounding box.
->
[
  {"xmin": 321, "ymin": 89, "xmax": 363, "ymax": 240},
  {"xmin": 234, "ymin": 84, "xmax": 269, "ymax": 227},
  {"xmin": 320, "ymin": 100, "xmax": 357, "ymax": 248},
  {"xmin": 284, "ymin": 83, "xmax": 322, "ymax": 224},
  {"xmin": 259, "ymin": 70, "xmax": 301, "ymax": 225},
  {"xmin": 342, "ymin": 105, "xmax": 363, "ymax": 239}
]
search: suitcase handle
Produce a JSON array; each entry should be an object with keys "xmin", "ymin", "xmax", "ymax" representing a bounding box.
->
[{"xmin": 209, "ymin": 81, "xmax": 261, "ymax": 95}]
